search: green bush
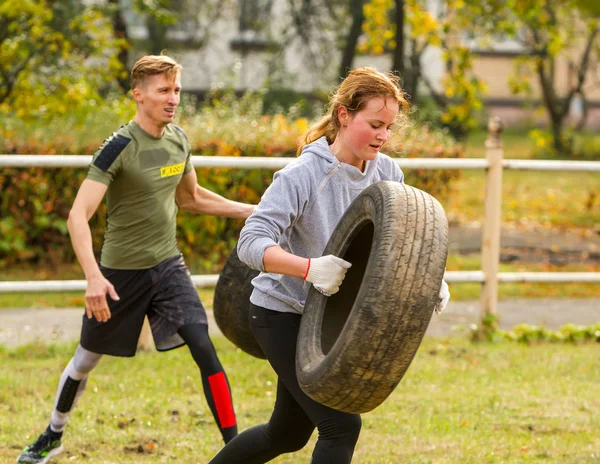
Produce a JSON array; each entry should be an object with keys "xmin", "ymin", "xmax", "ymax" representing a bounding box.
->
[
  {"xmin": 0, "ymin": 94, "xmax": 463, "ymax": 271},
  {"xmin": 529, "ymin": 128, "xmax": 600, "ymax": 161},
  {"xmin": 471, "ymin": 315, "xmax": 600, "ymax": 344}
]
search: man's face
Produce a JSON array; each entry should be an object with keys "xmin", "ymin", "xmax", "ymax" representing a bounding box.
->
[{"xmin": 134, "ymin": 72, "xmax": 182, "ymax": 127}]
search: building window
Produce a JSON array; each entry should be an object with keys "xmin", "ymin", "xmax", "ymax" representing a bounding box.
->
[{"xmin": 231, "ymin": 0, "xmax": 275, "ymax": 52}]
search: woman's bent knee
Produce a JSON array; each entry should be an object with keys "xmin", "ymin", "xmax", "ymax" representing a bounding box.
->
[
  {"xmin": 266, "ymin": 423, "xmax": 313, "ymax": 454},
  {"xmin": 318, "ymin": 414, "xmax": 362, "ymax": 443}
]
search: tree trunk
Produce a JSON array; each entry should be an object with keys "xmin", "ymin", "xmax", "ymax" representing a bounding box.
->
[
  {"xmin": 575, "ymin": 92, "xmax": 589, "ymax": 131},
  {"xmin": 550, "ymin": 117, "xmax": 568, "ymax": 153},
  {"xmin": 392, "ymin": 0, "xmax": 404, "ymax": 78},
  {"xmin": 148, "ymin": 15, "xmax": 169, "ymax": 56},
  {"xmin": 108, "ymin": 0, "xmax": 130, "ymax": 93},
  {"xmin": 405, "ymin": 40, "xmax": 421, "ymax": 104},
  {"xmin": 339, "ymin": 0, "xmax": 365, "ymax": 79},
  {"xmin": 536, "ymin": 60, "xmax": 568, "ymax": 154}
]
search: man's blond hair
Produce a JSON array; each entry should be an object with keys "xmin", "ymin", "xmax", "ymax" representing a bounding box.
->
[{"xmin": 131, "ymin": 55, "xmax": 182, "ymax": 90}]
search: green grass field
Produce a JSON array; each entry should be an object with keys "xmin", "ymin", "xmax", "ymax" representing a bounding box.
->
[
  {"xmin": 450, "ymin": 128, "xmax": 599, "ymax": 230},
  {"xmin": 444, "ymin": 170, "xmax": 599, "ymax": 231},
  {"xmin": 460, "ymin": 127, "xmax": 600, "ymax": 160},
  {"xmin": 1, "ymin": 337, "xmax": 598, "ymax": 463}
]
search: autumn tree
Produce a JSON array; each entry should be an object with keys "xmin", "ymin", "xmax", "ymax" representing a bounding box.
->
[
  {"xmin": 107, "ymin": 0, "xmax": 131, "ymax": 92},
  {"xmin": 0, "ymin": 0, "xmax": 127, "ymax": 118},
  {"xmin": 574, "ymin": 0, "xmax": 600, "ymax": 16},
  {"xmin": 359, "ymin": 0, "xmax": 489, "ymax": 138},
  {"xmin": 339, "ymin": 0, "xmax": 367, "ymax": 78},
  {"xmin": 282, "ymin": 0, "xmax": 351, "ymax": 81},
  {"xmin": 133, "ymin": 0, "xmax": 236, "ymax": 55},
  {"xmin": 491, "ymin": 0, "xmax": 599, "ymax": 153}
]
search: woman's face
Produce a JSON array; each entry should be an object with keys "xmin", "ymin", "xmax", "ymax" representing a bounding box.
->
[{"xmin": 333, "ymin": 96, "xmax": 399, "ymax": 170}]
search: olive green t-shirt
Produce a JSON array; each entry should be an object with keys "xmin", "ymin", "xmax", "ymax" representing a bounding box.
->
[{"xmin": 87, "ymin": 121, "xmax": 194, "ymax": 269}]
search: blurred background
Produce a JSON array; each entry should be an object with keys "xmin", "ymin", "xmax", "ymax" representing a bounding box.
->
[{"xmin": 2, "ymin": 5, "xmax": 599, "ymax": 460}]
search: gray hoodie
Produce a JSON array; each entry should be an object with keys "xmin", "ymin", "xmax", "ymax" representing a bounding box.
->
[{"xmin": 237, "ymin": 136, "xmax": 404, "ymax": 314}]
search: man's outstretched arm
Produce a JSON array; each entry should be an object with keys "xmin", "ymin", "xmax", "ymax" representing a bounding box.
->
[{"xmin": 175, "ymin": 169, "xmax": 255, "ymax": 219}]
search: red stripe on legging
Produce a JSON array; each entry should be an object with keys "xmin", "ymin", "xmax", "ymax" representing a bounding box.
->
[{"xmin": 208, "ymin": 372, "xmax": 236, "ymax": 428}]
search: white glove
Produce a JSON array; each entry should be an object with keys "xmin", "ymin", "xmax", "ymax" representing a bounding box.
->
[
  {"xmin": 435, "ymin": 279, "xmax": 450, "ymax": 314},
  {"xmin": 304, "ymin": 255, "xmax": 352, "ymax": 296}
]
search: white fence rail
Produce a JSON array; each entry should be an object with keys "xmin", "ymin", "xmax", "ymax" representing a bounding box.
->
[
  {"xmin": 2, "ymin": 272, "xmax": 599, "ymax": 295},
  {"xmin": 1, "ymin": 119, "xmax": 599, "ymax": 316},
  {"xmin": 2, "ymin": 154, "xmax": 599, "ymax": 172}
]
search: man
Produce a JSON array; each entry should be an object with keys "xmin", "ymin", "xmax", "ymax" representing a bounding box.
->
[{"xmin": 17, "ymin": 55, "xmax": 253, "ymax": 464}]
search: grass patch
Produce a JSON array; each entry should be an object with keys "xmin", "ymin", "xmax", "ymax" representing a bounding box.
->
[
  {"xmin": 461, "ymin": 127, "xmax": 600, "ymax": 160},
  {"xmin": 446, "ymin": 254, "xmax": 600, "ymax": 300},
  {"xmin": 462, "ymin": 127, "xmax": 539, "ymax": 159},
  {"xmin": 0, "ymin": 263, "xmax": 84, "ymax": 281},
  {"xmin": 0, "ymin": 289, "xmax": 216, "ymax": 310},
  {"xmin": 1, "ymin": 337, "xmax": 598, "ymax": 463},
  {"xmin": 445, "ymin": 170, "xmax": 599, "ymax": 231},
  {"xmin": 453, "ymin": 128, "xmax": 599, "ymax": 231}
]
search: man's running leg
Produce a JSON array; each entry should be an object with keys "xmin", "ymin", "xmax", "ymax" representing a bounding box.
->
[
  {"xmin": 178, "ymin": 323, "xmax": 238, "ymax": 443},
  {"xmin": 17, "ymin": 345, "xmax": 102, "ymax": 464}
]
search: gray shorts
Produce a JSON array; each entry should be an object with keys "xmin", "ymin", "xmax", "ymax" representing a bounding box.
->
[{"xmin": 80, "ymin": 254, "xmax": 207, "ymax": 357}]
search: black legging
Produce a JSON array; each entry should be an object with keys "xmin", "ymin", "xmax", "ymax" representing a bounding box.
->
[
  {"xmin": 178, "ymin": 323, "xmax": 238, "ymax": 443},
  {"xmin": 209, "ymin": 304, "xmax": 361, "ymax": 464}
]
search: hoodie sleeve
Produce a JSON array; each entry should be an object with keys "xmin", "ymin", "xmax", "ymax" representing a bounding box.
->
[{"xmin": 237, "ymin": 163, "xmax": 313, "ymax": 271}]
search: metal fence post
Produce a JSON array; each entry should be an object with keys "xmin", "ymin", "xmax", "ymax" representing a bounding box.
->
[{"xmin": 480, "ymin": 116, "xmax": 504, "ymax": 316}]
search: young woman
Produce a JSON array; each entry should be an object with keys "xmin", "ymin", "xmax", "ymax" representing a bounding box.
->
[{"xmin": 209, "ymin": 67, "xmax": 450, "ymax": 464}]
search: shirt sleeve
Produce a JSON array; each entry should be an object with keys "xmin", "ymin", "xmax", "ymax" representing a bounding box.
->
[
  {"xmin": 183, "ymin": 152, "xmax": 193, "ymax": 174},
  {"xmin": 86, "ymin": 132, "xmax": 130, "ymax": 185},
  {"xmin": 183, "ymin": 137, "xmax": 194, "ymax": 175},
  {"xmin": 172, "ymin": 125, "xmax": 194, "ymax": 175}
]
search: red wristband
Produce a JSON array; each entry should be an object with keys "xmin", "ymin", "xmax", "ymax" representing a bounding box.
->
[{"xmin": 303, "ymin": 258, "xmax": 311, "ymax": 280}]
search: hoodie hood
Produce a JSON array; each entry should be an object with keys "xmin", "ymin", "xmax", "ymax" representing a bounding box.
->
[
  {"xmin": 301, "ymin": 136, "xmax": 373, "ymax": 181},
  {"xmin": 301, "ymin": 136, "xmax": 336, "ymax": 163}
]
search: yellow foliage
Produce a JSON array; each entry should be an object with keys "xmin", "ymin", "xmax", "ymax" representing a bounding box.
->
[
  {"xmin": 295, "ymin": 118, "xmax": 309, "ymax": 134},
  {"xmin": 361, "ymin": 0, "xmax": 394, "ymax": 55},
  {"xmin": 1, "ymin": 0, "xmax": 126, "ymax": 119}
]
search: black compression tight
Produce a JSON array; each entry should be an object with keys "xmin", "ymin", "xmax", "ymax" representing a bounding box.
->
[
  {"xmin": 178, "ymin": 323, "xmax": 238, "ymax": 443},
  {"xmin": 208, "ymin": 304, "xmax": 361, "ymax": 464}
]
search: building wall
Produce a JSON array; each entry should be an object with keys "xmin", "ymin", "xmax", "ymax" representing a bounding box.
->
[
  {"xmin": 472, "ymin": 53, "xmax": 600, "ymax": 101},
  {"xmin": 471, "ymin": 52, "xmax": 600, "ymax": 129},
  {"xmin": 120, "ymin": 0, "xmax": 599, "ymax": 128}
]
